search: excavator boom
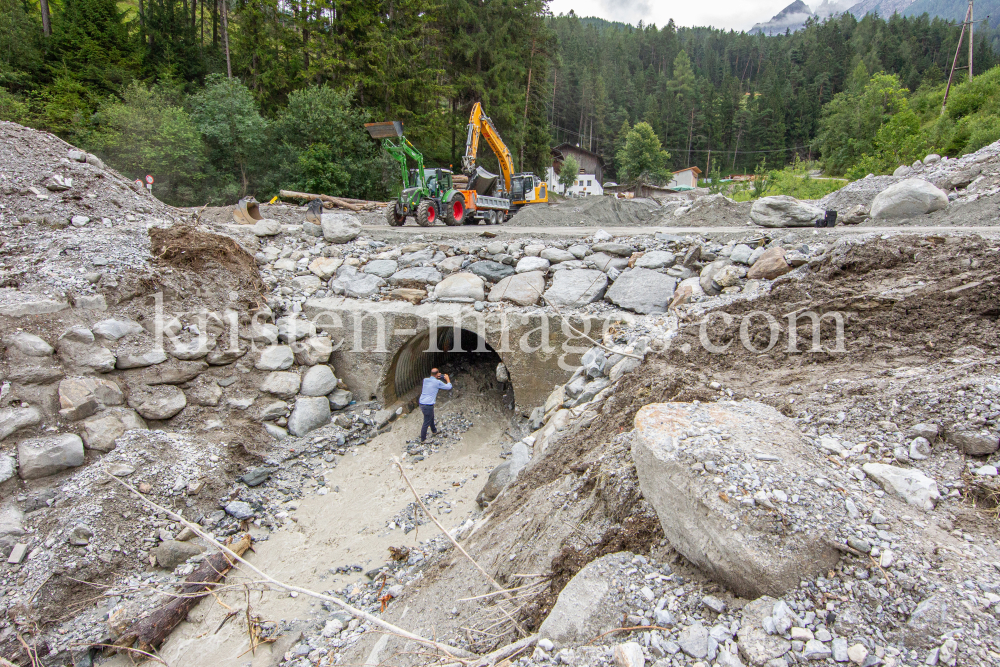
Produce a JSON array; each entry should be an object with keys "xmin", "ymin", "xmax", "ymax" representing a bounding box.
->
[{"xmin": 463, "ymin": 102, "xmax": 514, "ymax": 192}]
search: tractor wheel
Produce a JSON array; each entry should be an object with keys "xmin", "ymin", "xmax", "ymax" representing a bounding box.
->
[
  {"xmin": 385, "ymin": 204, "xmax": 405, "ymax": 227},
  {"xmin": 444, "ymin": 194, "xmax": 465, "ymax": 226},
  {"xmin": 417, "ymin": 200, "xmax": 437, "ymax": 227}
]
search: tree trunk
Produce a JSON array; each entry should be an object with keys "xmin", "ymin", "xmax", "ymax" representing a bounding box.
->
[
  {"xmin": 221, "ymin": 0, "xmax": 232, "ymax": 78},
  {"xmin": 212, "ymin": 0, "xmax": 218, "ymax": 48},
  {"xmin": 39, "ymin": 0, "xmax": 51, "ymax": 36},
  {"xmin": 111, "ymin": 535, "xmax": 252, "ymax": 654},
  {"xmin": 686, "ymin": 108, "xmax": 694, "ymax": 167}
]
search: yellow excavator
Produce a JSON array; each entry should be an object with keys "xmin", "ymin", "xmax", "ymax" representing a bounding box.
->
[{"xmin": 459, "ymin": 102, "xmax": 547, "ymax": 224}]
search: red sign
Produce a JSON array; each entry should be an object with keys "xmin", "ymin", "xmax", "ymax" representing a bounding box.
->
[{"xmin": 145, "ymin": 175, "xmax": 154, "ymax": 184}]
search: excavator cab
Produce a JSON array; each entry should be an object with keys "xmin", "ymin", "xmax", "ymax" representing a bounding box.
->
[{"xmin": 511, "ymin": 173, "xmax": 548, "ymax": 207}]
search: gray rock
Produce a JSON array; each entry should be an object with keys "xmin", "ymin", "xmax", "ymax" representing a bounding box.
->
[
  {"xmin": 870, "ymin": 179, "xmax": 948, "ymax": 218},
  {"xmin": 515, "ymin": 256, "xmax": 550, "ymax": 273},
  {"xmin": 909, "ymin": 437, "xmax": 931, "ymax": 460},
  {"xmin": 750, "ymin": 196, "xmax": 825, "ymax": 227},
  {"xmin": 260, "ymin": 371, "xmax": 301, "ymax": 399},
  {"xmin": 257, "ymin": 401, "xmax": 288, "ymax": 421},
  {"xmin": 276, "ymin": 317, "xmax": 316, "ymax": 343},
  {"xmin": 92, "ymin": 318, "xmax": 144, "ymax": 341},
  {"xmin": 397, "ymin": 248, "xmax": 439, "ymax": 267},
  {"xmin": 587, "ymin": 252, "xmax": 629, "ymax": 273},
  {"xmin": 389, "ymin": 267, "xmax": 443, "ymax": 288},
  {"xmin": 363, "ymin": 260, "xmax": 398, "ymax": 279},
  {"xmin": 252, "ymin": 219, "xmax": 281, "ymax": 236},
  {"xmin": 904, "ymin": 595, "xmax": 951, "ymax": 648},
  {"xmin": 329, "ymin": 389, "xmax": 353, "ymax": 410},
  {"xmin": 434, "ymin": 272, "xmax": 485, "ymax": 301},
  {"xmin": 344, "ymin": 274, "xmax": 386, "ymax": 298},
  {"xmin": 476, "ymin": 461, "xmax": 514, "ymax": 507},
  {"xmin": 488, "ymin": 271, "xmax": 545, "ymax": 306},
  {"xmin": 907, "ymin": 422, "xmax": 939, "ymax": 440},
  {"xmin": 241, "ymin": 466, "xmax": 274, "ymax": 487},
  {"xmin": 81, "ymin": 409, "xmax": 146, "ymax": 452},
  {"xmin": 604, "ymin": 268, "xmax": 676, "ymax": 314},
  {"xmin": 831, "ymin": 638, "xmax": 848, "ymax": 662},
  {"xmin": 3, "ymin": 332, "xmax": 54, "ymax": 356},
  {"xmin": 635, "ymin": 251, "xmax": 675, "ymax": 269},
  {"xmin": 67, "ymin": 524, "xmax": 93, "ymax": 546},
  {"xmin": 0, "ymin": 455, "xmax": 16, "ymax": 484},
  {"xmin": 567, "ymin": 244, "xmax": 589, "ymax": 259},
  {"xmin": 633, "ymin": 402, "xmax": 840, "ymax": 599},
  {"xmin": 540, "ymin": 248, "xmax": 576, "ymax": 263},
  {"xmin": 116, "ymin": 348, "xmax": 169, "ymax": 369},
  {"xmin": 729, "ymin": 244, "xmax": 755, "ymax": 265},
  {"xmin": 592, "ymin": 242, "xmax": 633, "ymax": 257},
  {"xmin": 17, "ymin": 434, "xmax": 85, "ymax": 479},
  {"xmin": 59, "ymin": 340, "xmax": 116, "ymax": 372},
  {"xmin": 320, "ymin": 212, "xmax": 361, "ymax": 243},
  {"xmin": 946, "ymin": 430, "xmax": 998, "ymax": 456},
  {"xmin": 225, "ymin": 500, "xmax": 255, "ymax": 520},
  {"xmin": 862, "ymin": 463, "xmax": 940, "ymax": 509},
  {"xmin": 893, "ymin": 165, "xmax": 912, "ymax": 177},
  {"xmin": 256, "ymin": 345, "xmax": 295, "ymax": 371},
  {"xmin": 0, "ymin": 407, "xmax": 42, "ymax": 441},
  {"xmin": 544, "ymin": 269, "xmax": 609, "ymax": 308},
  {"xmin": 738, "ymin": 596, "xmax": 791, "ymax": 666},
  {"xmin": 127, "ymin": 385, "xmax": 187, "ymax": 420},
  {"xmin": 802, "ymin": 640, "xmax": 831, "ymax": 660},
  {"xmin": 538, "ymin": 551, "xmax": 634, "ymax": 645},
  {"xmin": 678, "ymin": 623, "xmax": 709, "ymax": 659},
  {"xmin": 468, "ymin": 261, "xmax": 515, "ymax": 282},
  {"xmin": 58, "ymin": 377, "xmax": 123, "ymax": 420},
  {"xmin": 614, "ymin": 642, "xmax": 645, "ymax": 667},
  {"xmin": 300, "ymin": 365, "xmax": 337, "ymax": 396},
  {"xmin": 264, "ymin": 423, "xmax": 288, "ymax": 440},
  {"xmin": 288, "ymin": 396, "xmax": 331, "ymax": 436},
  {"xmin": 151, "ymin": 540, "xmax": 205, "ymax": 569},
  {"xmin": 291, "ymin": 337, "xmax": 333, "ymax": 366}
]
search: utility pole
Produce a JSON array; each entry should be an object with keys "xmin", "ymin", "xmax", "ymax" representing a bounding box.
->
[{"xmin": 942, "ymin": 0, "xmax": 975, "ymax": 114}]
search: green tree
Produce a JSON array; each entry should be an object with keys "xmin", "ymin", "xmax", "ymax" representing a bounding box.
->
[
  {"xmin": 271, "ymin": 85, "xmax": 386, "ymax": 200},
  {"xmin": 846, "ymin": 108, "xmax": 928, "ymax": 179},
  {"xmin": 558, "ymin": 154, "xmax": 580, "ymax": 191},
  {"xmin": 616, "ymin": 121, "xmax": 671, "ymax": 185},
  {"xmin": 190, "ymin": 74, "xmax": 267, "ymax": 198},
  {"xmin": 817, "ymin": 70, "xmax": 911, "ymax": 175},
  {"xmin": 85, "ymin": 81, "xmax": 207, "ymax": 205}
]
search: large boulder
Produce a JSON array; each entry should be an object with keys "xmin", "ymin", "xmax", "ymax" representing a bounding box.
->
[
  {"xmin": 343, "ymin": 274, "xmax": 386, "ymax": 298},
  {"xmin": 3, "ymin": 332, "xmax": 54, "ymax": 356},
  {"xmin": 363, "ymin": 259, "xmax": 398, "ymax": 279},
  {"xmin": 737, "ymin": 596, "xmax": 792, "ymax": 666},
  {"xmin": 308, "ymin": 256, "xmax": 343, "ymax": 280},
  {"xmin": 468, "ymin": 261, "xmax": 515, "ymax": 283},
  {"xmin": 870, "ymin": 179, "xmax": 948, "ymax": 219},
  {"xmin": 635, "ymin": 251, "xmax": 675, "ymax": 269},
  {"xmin": 260, "ymin": 371, "xmax": 302, "ymax": 399},
  {"xmin": 750, "ymin": 196, "xmax": 825, "ymax": 227},
  {"xmin": 604, "ymin": 268, "xmax": 676, "ymax": 314},
  {"xmin": 543, "ymin": 269, "xmax": 608, "ymax": 308},
  {"xmin": 946, "ymin": 430, "xmax": 998, "ymax": 456},
  {"xmin": 538, "ymin": 551, "xmax": 634, "ymax": 645},
  {"xmin": 320, "ymin": 212, "xmax": 361, "ymax": 243},
  {"xmin": 632, "ymin": 401, "xmax": 841, "ymax": 599},
  {"xmin": 288, "ymin": 396, "xmax": 330, "ymax": 436},
  {"xmin": 515, "ymin": 257, "xmax": 550, "ymax": 274},
  {"xmin": 58, "ymin": 377, "xmax": 123, "ymax": 420},
  {"xmin": 92, "ymin": 318, "xmax": 144, "ymax": 341},
  {"xmin": 0, "ymin": 407, "xmax": 42, "ymax": 441},
  {"xmin": 300, "ymin": 365, "xmax": 338, "ymax": 396},
  {"xmin": 18, "ymin": 434, "xmax": 85, "ymax": 479},
  {"xmin": 488, "ymin": 272, "xmax": 546, "ymax": 306},
  {"xmin": 434, "ymin": 272, "xmax": 485, "ymax": 301},
  {"xmin": 256, "ymin": 345, "xmax": 295, "ymax": 371}
]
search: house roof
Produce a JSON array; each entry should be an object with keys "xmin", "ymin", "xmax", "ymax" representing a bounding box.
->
[
  {"xmin": 551, "ymin": 143, "xmax": 605, "ymax": 166},
  {"xmin": 672, "ymin": 166, "xmax": 702, "ymax": 175}
]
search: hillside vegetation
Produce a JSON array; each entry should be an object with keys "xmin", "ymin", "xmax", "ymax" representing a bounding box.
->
[{"xmin": 1, "ymin": 0, "xmax": 999, "ymax": 206}]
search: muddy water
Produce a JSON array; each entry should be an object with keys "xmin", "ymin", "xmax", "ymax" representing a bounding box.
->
[{"xmin": 104, "ymin": 388, "xmax": 512, "ymax": 667}]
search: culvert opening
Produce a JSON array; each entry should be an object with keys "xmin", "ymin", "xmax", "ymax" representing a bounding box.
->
[{"xmin": 381, "ymin": 328, "xmax": 512, "ymax": 409}]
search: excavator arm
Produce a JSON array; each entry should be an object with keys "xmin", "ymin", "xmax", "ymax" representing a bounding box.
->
[{"xmin": 462, "ymin": 102, "xmax": 514, "ymax": 193}]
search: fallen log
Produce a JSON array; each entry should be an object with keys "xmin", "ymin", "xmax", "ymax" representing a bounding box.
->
[
  {"xmin": 110, "ymin": 533, "xmax": 253, "ymax": 654},
  {"xmin": 279, "ymin": 190, "xmax": 387, "ymax": 211}
]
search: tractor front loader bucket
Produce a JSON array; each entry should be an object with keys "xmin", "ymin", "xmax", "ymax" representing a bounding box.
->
[{"xmin": 233, "ymin": 196, "xmax": 265, "ymax": 224}]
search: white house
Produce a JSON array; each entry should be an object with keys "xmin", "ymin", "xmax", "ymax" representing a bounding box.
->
[
  {"xmin": 546, "ymin": 144, "xmax": 605, "ymax": 197},
  {"xmin": 668, "ymin": 166, "xmax": 702, "ymax": 189}
]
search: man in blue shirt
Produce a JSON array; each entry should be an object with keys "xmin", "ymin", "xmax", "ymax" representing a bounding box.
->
[{"xmin": 418, "ymin": 368, "xmax": 452, "ymax": 442}]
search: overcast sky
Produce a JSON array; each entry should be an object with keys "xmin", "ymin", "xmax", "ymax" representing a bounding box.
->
[{"xmin": 547, "ymin": 0, "xmax": 798, "ymax": 32}]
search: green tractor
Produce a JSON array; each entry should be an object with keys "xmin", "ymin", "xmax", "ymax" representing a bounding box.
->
[{"xmin": 365, "ymin": 121, "xmax": 467, "ymax": 227}]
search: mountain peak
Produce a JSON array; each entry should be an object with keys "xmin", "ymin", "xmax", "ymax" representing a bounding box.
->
[{"xmin": 750, "ymin": 0, "xmax": 817, "ymax": 34}]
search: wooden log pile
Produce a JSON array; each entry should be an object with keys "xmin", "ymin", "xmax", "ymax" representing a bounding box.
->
[{"xmin": 279, "ymin": 190, "xmax": 387, "ymax": 212}]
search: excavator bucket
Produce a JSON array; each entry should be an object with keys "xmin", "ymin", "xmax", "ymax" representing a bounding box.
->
[
  {"xmin": 469, "ymin": 167, "xmax": 499, "ymax": 196},
  {"xmin": 233, "ymin": 196, "xmax": 265, "ymax": 224},
  {"xmin": 365, "ymin": 121, "xmax": 404, "ymax": 139}
]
